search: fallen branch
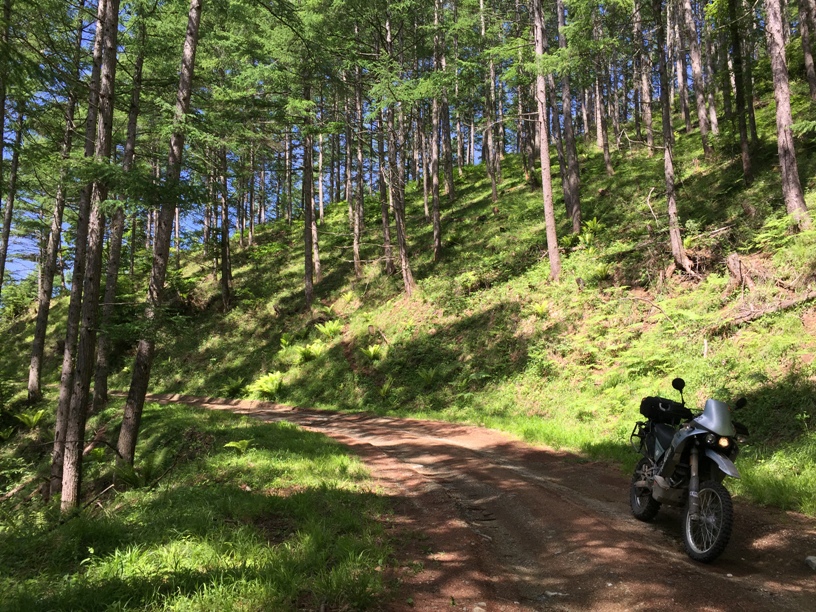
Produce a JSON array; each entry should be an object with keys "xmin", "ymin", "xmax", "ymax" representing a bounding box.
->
[
  {"xmin": 0, "ymin": 476, "xmax": 37, "ymax": 502},
  {"xmin": 709, "ymin": 290, "xmax": 816, "ymax": 334},
  {"xmin": 621, "ymin": 296, "xmax": 680, "ymax": 332}
]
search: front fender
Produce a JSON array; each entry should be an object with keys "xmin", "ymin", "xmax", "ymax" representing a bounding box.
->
[{"xmin": 704, "ymin": 447, "xmax": 741, "ymax": 479}]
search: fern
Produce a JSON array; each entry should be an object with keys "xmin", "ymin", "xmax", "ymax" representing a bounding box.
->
[
  {"xmin": 360, "ymin": 344, "xmax": 383, "ymax": 361},
  {"xmin": 246, "ymin": 371, "xmax": 285, "ymax": 399},
  {"xmin": 315, "ymin": 319, "xmax": 343, "ymax": 338},
  {"xmin": 296, "ymin": 341, "xmax": 327, "ymax": 362},
  {"xmin": 418, "ymin": 365, "xmax": 440, "ymax": 386},
  {"xmin": 15, "ymin": 409, "xmax": 46, "ymax": 429},
  {"xmin": 224, "ymin": 439, "xmax": 252, "ymax": 454},
  {"xmin": 378, "ymin": 376, "xmax": 394, "ymax": 399}
]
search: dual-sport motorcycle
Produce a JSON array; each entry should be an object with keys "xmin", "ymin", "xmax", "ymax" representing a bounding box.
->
[{"xmin": 629, "ymin": 378, "xmax": 749, "ymax": 563}]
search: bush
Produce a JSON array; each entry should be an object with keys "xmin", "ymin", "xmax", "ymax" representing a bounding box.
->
[{"xmin": 246, "ymin": 372, "xmax": 285, "ymax": 399}]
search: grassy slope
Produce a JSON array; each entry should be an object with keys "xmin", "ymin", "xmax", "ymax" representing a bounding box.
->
[
  {"xmin": 3, "ymin": 77, "xmax": 816, "ymax": 526},
  {"xmin": 0, "ymin": 402, "xmax": 392, "ymax": 610},
  {"xmin": 96, "ymin": 78, "xmax": 816, "ymax": 515}
]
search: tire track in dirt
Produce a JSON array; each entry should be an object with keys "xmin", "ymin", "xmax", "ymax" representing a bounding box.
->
[{"xmin": 144, "ymin": 394, "xmax": 816, "ymax": 611}]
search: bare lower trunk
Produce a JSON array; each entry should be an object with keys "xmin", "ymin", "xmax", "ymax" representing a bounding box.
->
[
  {"xmin": 93, "ymin": 20, "xmax": 144, "ymax": 412},
  {"xmin": 799, "ymin": 0, "xmax": 816, "ymax": 101},
  {"xmin": 432, "ymin": 96, "xmax": 442, "ymax": 260},
  {"xmin": 532, "ymin": 0, "xmax": 561, "ymax": 280},
  {"xmin": 558, "ymin": 0, "xmax": 581, "ymax": 233},
  {"xmin": 654, "ymin": 0, "xmax": 693, "ymax": 274},
  {"xmin": 51, "ymin": 0, "xmax": 106, "ymax": 498},
  {"xmin": 219, "ymin": 147, "xmax": 232, "ymax": 309},
  {"xmin": 765, "ymin": 0, "xmax": 811, "ymax": 229},
  {"xmin": 681, "ymin": 0, "xmax": 712, "ymax": 156},
  {"xmin": 703, "ymin": 19, "xmax": 720, "ymax": 135},
  {"xmin": 728, "ymin": 0, "xmax": 752, "ymax": 184},
  {"xmin": 378, "ymin": 113, "xmax": 395, "ymax": 276},
  {"xmin": 303, "ymin": 85, "xmax": 315, "ymax": 309},
  {"xmin": 61, "ymin": 0, "xmax": 121, "ymax": 512},
  {"xmin": 117, "ymin": 0, "xmax": 202, "ymax": 467},
  {"xmin": 0, "ymin": 101, "xmax": 24, "ymax": 296}
]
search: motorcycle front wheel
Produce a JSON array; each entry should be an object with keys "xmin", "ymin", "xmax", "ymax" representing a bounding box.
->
[
  {"xmin": 682, "ymin": 480, "xmax": 734, "ymax": 563},
  {"xmin": 630, "ymin": 457, "xmax": 661, "ymax": 521}
]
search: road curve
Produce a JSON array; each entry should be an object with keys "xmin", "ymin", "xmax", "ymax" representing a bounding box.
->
[{"xmin": 144, "ymin": 393, "xmax": 816, "ymax": 611}]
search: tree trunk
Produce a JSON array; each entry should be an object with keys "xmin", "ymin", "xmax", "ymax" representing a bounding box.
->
[
  {"xmin": 654, "ymin": 0, "xmax": 693, "ymax": 274},
  {"xmin": 61, "ymin": 0, "xmax": 121, "ymax": 512},
  {"xmin": 480, "ymin": 0, "xmax": 499, "ymax": 203},
  {"xmin": 0, "ymin": 0, "xmax": 10, "ymax": 270},
  {"xmin": 532, "ymin": 0, "xmax": 561, "ymax": 280},
  {"xmin": 672, "ymin": 4, "xmax": 692, "ymax": 133},
  {"xmin": 117, "ymin": 0, "xmax": 202, "ymax": 468},
  {"xmin": 765, "ymin": 0, "xmax": 812, "ymax": 229},
  {"xmin": 728, "ymin": 0, "xmax": 752, "ymax": 184},
  {"xmin": 28, "ymin": 3, "xmax": 85, "ymax": 403},
  {"xmin": 303, "ymin": 85, "xmax": 315, "ymax": 309},
  {"xmin": 798, "ymin": 0, "xmax": 816, "ymax": 101},
  {"xmin": 437, "ymin": 0, "xmax": 454, "ymax": 201},
  {"xmin": 317, "ymin": 134, "xmax": 324, "ymax": 223},
  {"xmin": 703, "ymin": 17, "xmax": 720, "ymax": 134},
  {"xmin": 0, "ymin": 101, "xmax": 24, "ymax": 296},
  {"xmin": 432, "ymin": 7, "xmax": 443, "ymax": 263},
  {"xmin": 378, "ymin": 112, "xmax": 395, "ymax": 276},
  {"xmin": 385, "ymin": 14, "xmax": 415, "ymax": 296},
  {"xmin": 93, "ymin": 18, "xmax": 144, "ymax": 412},
  {"xmin": 557, "ymin": 0, "xmax": 581, "ymax": 234},
  {"xmin": 353, "ymin": 54, "xmax": 364, "ymax": 279},
  {"xmin": 681, "ymin": 0, "xmax": 713, "ymax": 156},
  {"xmin": 219, "ymin": 147, "xmax": 232, "ymax": 309},
  {"xmin": 640, "ymin": 18, "xmax": 655, "ymax": 156},
  {"xmin": 596, "ymin": 75, "xmax": 614, "ymax": 175},
  {"xmin": 51, "ymin": 0, "xmax": 106, "ymax": 498}
]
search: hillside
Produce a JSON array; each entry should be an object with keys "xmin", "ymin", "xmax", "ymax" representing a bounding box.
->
[
  {"xmin": 65, "ymin": 86, "xmax": 816, "ymax": 518},
  {"xmin": 3, "ymin": 83, "xmax": 816, "ymax": 521}
]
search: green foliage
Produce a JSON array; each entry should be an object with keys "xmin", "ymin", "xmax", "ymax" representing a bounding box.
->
[
  {"xmin": 246, "ymin": 371, "xmax": 285, "ymax": 399},
  {"xmin": 223, "ymin": 439, "xmax": 252, "ymax": 454},
  {"xmin": 14, "ymin": 409, "xmax": 47, "ymax": 429},
  {"xmin": 220, "ymin": 375, "xmax": 247, "ymax": 398},
  {"xmin": 296, "ymin": 341, "xmax": 327, "ymax": 362},
  {"xmin": 314, "ymin": 319, "xmax": 343, "ymax": 338},
  {"xmin": 747, "ymin": 214, "xmax": 798, "ymax": 251},
  {"xmin": 360, "ymin": 344, "xmax": 384, "ymax": 361},
  {"xmin": 0, "ymin": 274, "xmax": 37, "ymax": 321},
  {"xmin": 417, "ymin": 365, "xmax": 441, "ymax": 387},
  {"xmin": 114, "ymin": 448, "xmax": 171, "ymax": 489},
  {"xmin": 0, "ymin": 403, "xmax": 390, "ymax": 610}
]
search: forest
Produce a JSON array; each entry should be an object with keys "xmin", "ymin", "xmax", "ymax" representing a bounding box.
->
[{"xmin": 1, "ymin": 0, "xmax": 816, "ymax": 608}]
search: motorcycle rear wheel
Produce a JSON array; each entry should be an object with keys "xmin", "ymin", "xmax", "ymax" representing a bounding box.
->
[
  {"xmin": 682, "ymin": 480, "xmax": 734, "ymax": 563},
  {"xmin": 630, "ymin": 457, "xmax": 661, "ymax": 521}
]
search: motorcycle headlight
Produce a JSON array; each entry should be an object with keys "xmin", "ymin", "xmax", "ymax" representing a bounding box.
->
[
  {"xmin": 705, "ymin": 433, "xmax": 717, "ymax": 446},
  {"xmin": 717, "ymin": 437, "xmax": 731, "ymax": 449}
]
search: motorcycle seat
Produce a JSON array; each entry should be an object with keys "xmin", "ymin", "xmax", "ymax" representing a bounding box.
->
[{"xmin": 653, "ymin": 423, "xmax": 675, "ymax": 451}]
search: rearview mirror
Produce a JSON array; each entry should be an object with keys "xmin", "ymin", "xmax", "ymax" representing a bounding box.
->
[{"xmin": 672, "ymin": 378, "xmax": 685, "ymax": 392}]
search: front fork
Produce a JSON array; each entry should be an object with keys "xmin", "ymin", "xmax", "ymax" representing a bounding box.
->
[{"xmin": 688, "ymin": 445, "xmax": 700, "ymax": 520}]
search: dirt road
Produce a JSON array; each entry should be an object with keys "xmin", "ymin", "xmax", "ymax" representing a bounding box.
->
[{"xmin": 147, "ymin": 394, "xmax": 816, "ymax": 611}]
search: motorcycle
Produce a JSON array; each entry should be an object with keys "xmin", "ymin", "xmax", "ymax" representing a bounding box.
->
[{"xmin": 629, "ymin": 377, "xmax": 749, "ymax": 563}]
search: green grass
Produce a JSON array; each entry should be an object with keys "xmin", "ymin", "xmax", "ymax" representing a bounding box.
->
[
  {"xmin": 0, "ymin": 402, "xmax": 391, "ymax": 611},
  {"xmin": 4, "ymin": 75, "xmax": 816, "ymax": 532},
  {"xmin": 87, "ymin": 99, "xmax": 816, "ymax": 517}
]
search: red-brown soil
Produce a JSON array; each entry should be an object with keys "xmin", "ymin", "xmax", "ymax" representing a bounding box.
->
[{"xmin": 147, "ymin": 394, "xmax": 816, "ymax": 611}]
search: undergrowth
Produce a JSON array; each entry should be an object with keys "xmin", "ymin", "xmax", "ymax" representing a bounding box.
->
[{"xmin": 0, "ymin": 402, "xmax": 391, "ymax": 611}]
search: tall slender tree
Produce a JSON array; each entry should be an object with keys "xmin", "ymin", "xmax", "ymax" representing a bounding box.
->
[
  {"xmin": 764, "ymin": 0, "xmax": 811, "ymax": 229},
  {"xmin": 531, "ymin": 0, "xmax": 560, "ymax": 280},
  {"xmin": 118, "ymin": 0, "xmax": 203, "ymax": 467}
]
